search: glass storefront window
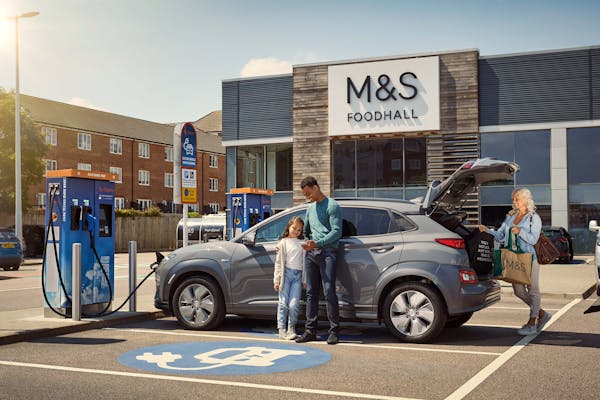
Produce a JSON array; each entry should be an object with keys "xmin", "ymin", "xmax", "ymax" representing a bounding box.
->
[
  {"xmin": 236, "ymin": 146, "xmax": 263, "ymax": 188},
  {"xmin": 267, "ymin": 143, "xmax": 292, "ymax": 192},
  {"xmin": 567, "ymin": 127, "xmax": 600, "ymax": 254},
  {"xmin": 333, "ymin": 137, "xmax": 426, "ymax": 199}
]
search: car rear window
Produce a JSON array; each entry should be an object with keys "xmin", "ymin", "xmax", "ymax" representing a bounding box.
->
[{"xmin": 341, "ymin": 207, "xmax": 412, "ymax": 236}]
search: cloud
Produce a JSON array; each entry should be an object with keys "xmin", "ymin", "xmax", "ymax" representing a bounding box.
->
[
  {"xmin": 67, "ymin": 97, "xmax": 110, "ymax": 112},
  {"xmin": 240, "ymin": 57, "xmax": 292, "ymax": 78}
]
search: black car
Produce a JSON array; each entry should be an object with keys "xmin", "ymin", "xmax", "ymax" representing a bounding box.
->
[{"xmin": 541, "ymin": 226, "xmax": 573, "ymax": 263}]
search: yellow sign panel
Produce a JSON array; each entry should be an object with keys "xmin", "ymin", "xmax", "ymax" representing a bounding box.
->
[{"xmin": 182, "ymin": 187, "xmax": 197, "ymax": 204}]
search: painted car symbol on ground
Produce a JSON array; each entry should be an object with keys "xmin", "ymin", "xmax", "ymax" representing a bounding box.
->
[{"xmin": 119, "ymin": 341, "xmax": 331, "ymax": 375}]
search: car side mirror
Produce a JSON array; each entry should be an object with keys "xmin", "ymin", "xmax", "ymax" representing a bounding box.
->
[
  {"xmin": 589, "ymin": 220, "xmax": 600, "ymax": 232},
  {"xmin": 241, "ymin": 231, "xmax": 256, "ymax": 246}
]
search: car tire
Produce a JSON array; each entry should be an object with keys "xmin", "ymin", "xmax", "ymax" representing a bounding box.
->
[
  {"xmin": 172, "ymin": 276, "xmax": 225, "ymax": 330},
  {"xmin": 383, "ymin": 282, "xmax": 447, "ymax": 343},
  {"xmin": 445, "ymin": 312, "xmax": 473, "ymax": 328},
  {"xmin": 2, "ymin": 267, "xmax": 9, "ymax": 271}
]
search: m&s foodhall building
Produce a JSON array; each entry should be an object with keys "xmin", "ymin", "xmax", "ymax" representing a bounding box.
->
[{"xmin": 222, "ymin": 45, "xmax": 600, "ymax": 253}]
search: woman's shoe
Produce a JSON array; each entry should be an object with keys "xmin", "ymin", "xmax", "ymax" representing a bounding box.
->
[
  {"xmin": 537, "ymin": 311, "xmax": 552, "ymax": 332},
  {"xmin": 517, "ymin": 324, "xmax": 537, "ymax": 336}
]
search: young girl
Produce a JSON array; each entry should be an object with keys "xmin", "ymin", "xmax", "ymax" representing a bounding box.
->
[{"xmin": 273, "ymin": 216, "xmax": 306, "ymax": 340}]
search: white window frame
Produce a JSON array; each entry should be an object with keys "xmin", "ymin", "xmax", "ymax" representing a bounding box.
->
[
  {"xmin": 138, "ymin": 143, "xmax": 150, "ymax": 158},
  {"xmin": 137, "ymin": 199, "xmax": 152, "ymax": 210},
  {"xmin": 42, "ymin": 126, "xmax": 57, "ymax": 146},
  {"xmin": 115, "ymin": 197, "xmax": 125, "ymax": 210},
  {"xmin": 110, "ymin": 166, "xmax": 123, "ymax": 183},
  {"xmin": 164, "ymin": 146, "xmax": 174, "ymax": 162},
  {"xmin": 44, "ymin": 159, "xmax": 57, "ymax": 172},
  {"xmin": 209, "ymin": 178, "xmax": 218, "ymax": 192},
  {"xmin": 110, "ymin": 137, "xmax": 123, "ymax": 154},
  {"xmin": 208, "ymin": 203, "xmax": 220, "ymax": 213},
  {"xmin": 209, "ymin": 154, "xmax": 218, "ymax": 168},
  {"xmin": 36, "ymin": 193, "xmax": 47, "ymax": 208},
  {"xmin": 77, "ymin": 132, "xmax": 92, "ymax": 150},
  {"xmin": 391, "ymin": 159, "xmax": 402, "ymax": 171},
  {"xmin": 164, "ymin": 172, "xmax": 174, "ymax": 188},
  {"xmin": 138, "ymin": 170, "xmax": 150, "ymax": 186},
  {"xmin": 77, "ymin": 163, "xmax": 92, "ymax": 171}
]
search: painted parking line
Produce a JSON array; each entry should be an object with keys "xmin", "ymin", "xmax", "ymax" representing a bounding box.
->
[
  {"xmin": 105, "ymin": 328, "xmax": 503, "ymax": 356},
  {"xmin": 0, "ymin": 359, "xmax": 422, "ymax": 400},
  {"xmin": 445, "ymin": 298, "xmax": 581, "ymax": 400}
]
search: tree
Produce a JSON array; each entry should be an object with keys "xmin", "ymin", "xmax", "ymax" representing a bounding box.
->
[{"xmin": 0, "ymin": 87, "xmax": 47, "ymax": 211}]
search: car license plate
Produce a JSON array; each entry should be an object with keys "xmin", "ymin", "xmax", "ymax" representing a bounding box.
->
[{"xmin": 1, "ymin": 243, "xmax": 15, "ymax": 248}]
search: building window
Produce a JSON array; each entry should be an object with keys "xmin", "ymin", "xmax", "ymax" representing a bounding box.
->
[
  {"xmin": 78, "ymin": 163, "xmax": 92, "ymax": 171},
  {"xmin": 115, "ymin": 197, "xmax": 125, "ymax": 210},
  {"xmin": 42, "ymin": 126, "xmax": 57, "ymax": 146},
  {"xmin": 236, "ymin": 146, "xmax": 263, "ymax": 189},
  {"xmin": 209, "ymin": 178, "xmax": 218, "ymax": 192},
  {"xmin": 266, "ymin": 143, "xmax": 292, "ymax": 191},
  {"xmin": 110, "ymin": 138, "xmax": 122, "ymax": 154},
  {"xmin": 332, "ymin": 137, "xmax": 426, "ymax": 199},
  {"xmin": 110, "ymin": 166, "xmax": 122, "ymax": 183},
  {"xmin": 567, "ymin": 127, "xmax": 600, "ymax": 254},
  {"xmin": 138, "ymin": 143, "xmax": 150, "ymax": 158},
  {"xmin": 209, "ymin": 154, "xmax": 218, "ymax": 168},
  {"xmin": 208, "ymin": 203, "xmax": 220, "ymax": 213},
  {"xmin": 165, "ymin": 172, "xmax": 174, "ymax": 188},
  {"xmin": 36, "ymin": 193, "xmax": 46, "ymax": 208},
  {"xmin": 44, "ymin": 159, "xmax": 57, "ymax": 172},
  {"xmin": 138, "ymin": 170, "xmax": 150, "ymax": 186},
  {"xmin": 77, "ymin": 132, "xmax": 92, "ymax": 150},
  {"xmin": 164, "ymin": 147, "xmax": 174, "ymax": 162},
  {"xmin": 137, "ymin": 199, "xmax": 152, "ymax": 210}
]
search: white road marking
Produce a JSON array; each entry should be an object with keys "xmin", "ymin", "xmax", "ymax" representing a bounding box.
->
[
  {"xmin": 445, "ymin": 298, "xmax": 581, "ymax": 400},
  {"xmin": 489, "ymin": 305, "xmax": 562, "ymax": 311},
  {"xmin": 0, "ymin": 287, "xmax": 39, "ymax": 292},
  {"xmin": 0, "ymin": 359, "xmax": 421, "ymax": 400},
  {"xmin": 105, "ymin": 328, "xmax": 503, "ymax": 356}
]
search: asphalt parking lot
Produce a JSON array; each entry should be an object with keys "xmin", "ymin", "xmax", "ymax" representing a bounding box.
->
[{"xmin": 2, "ymin": 294, "xmax": 599, "ymax": 400}]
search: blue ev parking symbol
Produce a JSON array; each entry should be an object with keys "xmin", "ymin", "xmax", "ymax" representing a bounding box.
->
[{"xmin": 119, "ymin": 341, "xmax": 331, "ymax": 375}]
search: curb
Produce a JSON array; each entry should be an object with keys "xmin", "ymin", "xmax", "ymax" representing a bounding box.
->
[{"xmin": 0, "ymin": 310, "xmax": 166, "ymax": 346}]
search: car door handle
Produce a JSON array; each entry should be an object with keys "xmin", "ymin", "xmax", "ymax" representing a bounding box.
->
[{"xmin": 369, "ymin": 245, "xmax": 394, "ymax": 253}]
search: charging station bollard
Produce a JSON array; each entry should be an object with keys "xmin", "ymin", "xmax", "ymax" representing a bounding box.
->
[
  {"xmin": 128, "ymin": 241, "xmax": 137, "ymax": 312},
  {"xmin": 72, "ymin": 243, "xmax": 81, "ymax": 321}
]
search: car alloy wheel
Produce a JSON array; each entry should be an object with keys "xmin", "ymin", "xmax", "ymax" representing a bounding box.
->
[
  {"xmin": 172, "ymin": 276, "xmax": 225, "ymax": 330},
  {"xmin": 383, "ymin": 282, "xmax": 447, "ymax": 343}
]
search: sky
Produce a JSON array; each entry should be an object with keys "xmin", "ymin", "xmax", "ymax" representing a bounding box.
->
[{"xmin": 0, "ymin": 0, "xmax": 598, "ymax": 124}]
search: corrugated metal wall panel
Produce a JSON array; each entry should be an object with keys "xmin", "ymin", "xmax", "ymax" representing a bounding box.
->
[
  {"xmin": 593, "ymin": 49, "xmax": 600, "ymax": 120},
  {"xmin": 222, "ymin": 81, "xmax": 239, "ymax": 142},
  {"xmin": 480, "ymin": 49, "xmax": 595, "ymax": 126},
  {"xmin": 222, "ymin": 75, "xmax": 293, "ymax": 142}
]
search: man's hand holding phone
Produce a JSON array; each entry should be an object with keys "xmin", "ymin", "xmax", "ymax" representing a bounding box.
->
[{"xmin": 301, "ymin": 240, "xmax": 317, "ymax": 251}]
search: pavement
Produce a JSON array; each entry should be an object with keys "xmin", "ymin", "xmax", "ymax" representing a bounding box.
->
[{"xmin": 0, "ymin": 253, "xmax": 597, "ymax": 346}]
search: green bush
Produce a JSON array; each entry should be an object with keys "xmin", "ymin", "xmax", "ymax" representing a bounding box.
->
[{"xmin": 116, "ymin": 207, "xmax": 162, "ymax": 218}]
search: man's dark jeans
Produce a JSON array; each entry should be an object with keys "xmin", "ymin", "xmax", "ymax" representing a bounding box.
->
[{"xmin": 304, "ymin": 247, "xmax": 339, "ymax": 334}]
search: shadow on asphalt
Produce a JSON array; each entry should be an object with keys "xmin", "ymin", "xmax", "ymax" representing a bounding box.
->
[{"xmin": 28, "ymin": 337, "xmax": 127, "ymax": 345}]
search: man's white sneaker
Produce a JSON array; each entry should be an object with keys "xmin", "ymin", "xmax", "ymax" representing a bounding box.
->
[
  {"xmin": 537, "ymin": 311, "xmax": 552, "ymax": 332},
  {"xmin": 517, "ymin": 324, "xmax": 537, "ymax": 336}
]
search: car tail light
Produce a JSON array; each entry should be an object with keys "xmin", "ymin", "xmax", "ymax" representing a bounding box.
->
[
  {"xmin": 435, "ymin": 238, "xmax": 465, "ymax": 249},
  {"xmin": 558, "ymin": 237, "xmax": 568, "ymax": 243},
  {"xmin": 459, "ymin": 270, "xmax": 478, "ymax": 284},
  {"xmin": 461, "ymin": 161, "xmax": 474, "ymax": 169}
]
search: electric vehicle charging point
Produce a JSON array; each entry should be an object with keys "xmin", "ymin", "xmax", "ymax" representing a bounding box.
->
[
  {"xmin": 43, "ymin": 169, "xmax": 117, "ymax": 318},
  {"xmin": 228, "ymin": 188, "xmax": 273, "ymax": 239}
]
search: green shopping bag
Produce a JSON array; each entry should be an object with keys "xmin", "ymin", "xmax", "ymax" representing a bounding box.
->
[{"xmin": 496, "ymin": 231, "xmax": 532, "ymax": 285}]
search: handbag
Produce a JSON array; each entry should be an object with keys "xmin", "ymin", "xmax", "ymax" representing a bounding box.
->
[
  {"xmin": 498, "ymin": 232, "xmax": 532, "ymax": 285},
  {"xmin": 532, "ymin": 221, "xmax": 560, "ymax": 264}
]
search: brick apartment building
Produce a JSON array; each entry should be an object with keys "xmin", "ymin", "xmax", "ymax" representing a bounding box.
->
[{"xmin": 21, "ymin": 95, "xmax": 226, "ymax": 214}]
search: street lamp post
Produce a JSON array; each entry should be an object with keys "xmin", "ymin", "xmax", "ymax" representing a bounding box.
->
[{"xmin": 9, "ymin": 11, "xmax": 39, "ymax": 244}]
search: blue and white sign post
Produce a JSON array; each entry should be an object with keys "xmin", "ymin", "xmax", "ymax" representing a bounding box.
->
[{"xmin": 173, "ymin": 122, "xmax": 198, "ymax": 247}]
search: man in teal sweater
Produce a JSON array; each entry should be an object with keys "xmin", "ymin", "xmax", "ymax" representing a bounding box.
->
[{"xmin": 295, "ymin": 176, "xmax": 343, "ymax": 345}]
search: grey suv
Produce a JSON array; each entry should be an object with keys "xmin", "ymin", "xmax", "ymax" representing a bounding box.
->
[{"xmin": 154, "ymin": 158, "xmax": 518, "ymax": 343}]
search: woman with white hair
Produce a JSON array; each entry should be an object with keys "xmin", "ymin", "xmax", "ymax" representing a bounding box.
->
[{"xmin": 479, "ymin": 187, "xmax": 552, "ymax": 335}]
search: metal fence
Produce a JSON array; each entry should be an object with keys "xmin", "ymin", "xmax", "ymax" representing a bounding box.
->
[{"xmin": 0, "ymin": 212, "xmax": 181, "ymax": 253}]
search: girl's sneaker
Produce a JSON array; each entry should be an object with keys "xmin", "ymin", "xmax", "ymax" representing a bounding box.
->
[
  {"xmin": 278, "ymin": 329, "xmax": 287, "ymax": 339},
  {"xmin": 285, "ymin": 328, "xmax": 297, "ymax": 340}
]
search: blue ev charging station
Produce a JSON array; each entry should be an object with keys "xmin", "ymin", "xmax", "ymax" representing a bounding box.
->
[
  {"xmin": 228, "ymin": 188, "xmax": 273, "ymax": 239},
  {"xmin": 43, "ymin": 169, "xmax": 117, "ymax": 317}
]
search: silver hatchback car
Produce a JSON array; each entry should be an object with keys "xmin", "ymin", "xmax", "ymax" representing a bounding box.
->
[{"xmin": 154, "ymin": 158, "xmax": 518, "ymax": 343}]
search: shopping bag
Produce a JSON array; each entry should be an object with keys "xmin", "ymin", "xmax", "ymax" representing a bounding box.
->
[
  {"xmin": 534, "ymin": 233, "xmax": 560, "ymax": 264},
  {"xmin": 497, "ymin": 232, "xmax": 532, "ymax": 285},
  {"xmin": 493, "ymin": 248, "xmax": 503, "ymax": 277}
]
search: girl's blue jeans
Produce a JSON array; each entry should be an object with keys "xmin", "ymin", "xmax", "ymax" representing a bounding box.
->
[{"xmin": 277, "ymin": 267, "xmax": 302, "ymax": 330}]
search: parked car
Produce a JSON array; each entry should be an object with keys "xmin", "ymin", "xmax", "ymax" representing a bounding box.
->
[
  {"xmin": 153, "ymin": 158, "xmax": 519, "ymax": 343},
  {"xmin": 541, "ymin": 226, "xmax": 574, "ymax": 263},
  {"xmin": 176, "ymin": 214, "xmax": 226, "ymax": 248},
  {"xmin": 589, "ymin": 220, "xmax": 600, "ymax": 296},
  {"xmin": 0, "ymin": 227, "xmax": 23, "ymax": 271}
]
